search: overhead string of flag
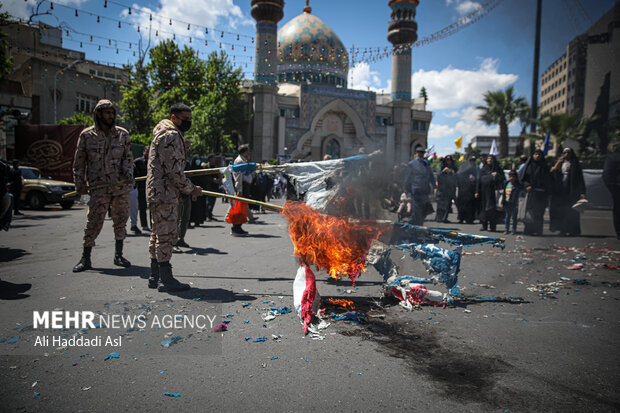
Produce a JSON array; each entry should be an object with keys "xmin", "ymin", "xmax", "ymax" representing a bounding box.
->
[
  {"xmin": 349, "ymin": 0, "xmax": 505, "ymax": 66},
  {"xmin": 41, "ymin": 0, "xmax": 254, "ymax": 41},
  {"xmin": 36, "ymin": 0, "xmax": 256, "ymax": 53}
]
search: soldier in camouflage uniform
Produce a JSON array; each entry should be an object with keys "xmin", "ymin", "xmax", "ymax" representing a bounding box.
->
[
  {"xmin": 147, "ymin": 103, "xmax": 202, "ymax": 292},
  {"xmin": 72, "ymin": 99, "xmax": 134, "ymax": 272}
]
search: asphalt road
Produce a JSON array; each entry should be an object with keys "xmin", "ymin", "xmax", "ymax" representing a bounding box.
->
[{"xmin": 0, "ymin": 199, "xmax": 618, "ymax": 412}]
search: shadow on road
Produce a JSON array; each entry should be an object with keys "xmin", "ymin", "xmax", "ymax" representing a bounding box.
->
[
  {"xmin": 186, "ymin": 247, "xmax": 228, "ymax": 256},
  {"xmin": 161, "ymin": 287, "xmax": 258, "ymax": 303},
  {"xmin": 243, "ymin": 234, "xmax": 281, "ymax": 239},
  {"xmin": 94, "ymin": 265, "xmax": 149, "ymax": 278},
  {"xmin": 0, "ymin": 279, "xmax": 32, "ymax": 300},
  {"xmin": 0, "ymin": 248, "xmax": 29, "ymax": 262}
]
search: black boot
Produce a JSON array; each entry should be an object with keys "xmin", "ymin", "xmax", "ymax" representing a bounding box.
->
[
  {"xmin": 148, "ymin": 258, "xmax": 159, "ymax": 289},
  {"xmin": 73, "ymin": 247, "xmax": 92, "ymax": 272},
  {"xmin": 113, "ymin": 240, "xmax": 131, "ymax": 268},
  {"xmin": 158, "ymin": 262, "xmax": 190, "ymax": 292}
]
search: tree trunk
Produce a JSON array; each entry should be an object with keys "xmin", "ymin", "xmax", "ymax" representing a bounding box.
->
[{"xmin": 499, "ymin": 118, "xmax": 509, "ymax": 158}]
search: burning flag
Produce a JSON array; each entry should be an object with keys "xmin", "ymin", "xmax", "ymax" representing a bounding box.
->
[
  {"xmin": 282, "ymin": 201, "xmax": 389, "ymax": 282},
  {"xmin": 282, "ymin": 200, "xmax": 505, "ymax": 332}
]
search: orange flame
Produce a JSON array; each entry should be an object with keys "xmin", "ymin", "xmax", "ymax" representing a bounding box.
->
[
  {"xmin": 327, "ymin": 298, "xmax": 355, "ymax": 310},
  {"xmin": 282, "ymin": 201, "xmax": 390, "ymax": 284}
]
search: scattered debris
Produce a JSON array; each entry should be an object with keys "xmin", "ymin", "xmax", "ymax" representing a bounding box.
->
[
  {"xmin": 331, "ymin": 312, "xmax": 368, "ymax": 324},
  {"xmin": 160, "ymin": 336, "xmax": 182, "ymax": 347},
  {"xmin": 213, "ymin": 324, "xmax": 227, "ymax": 332},
  {"xmin": 104, "ymin": 352, "xmax": 120, "ymax": 361}
]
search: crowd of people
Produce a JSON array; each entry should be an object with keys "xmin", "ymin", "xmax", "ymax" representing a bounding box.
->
[{"xmin": 390, "ymin": 145, "xmax": 620, "ymax": 238}]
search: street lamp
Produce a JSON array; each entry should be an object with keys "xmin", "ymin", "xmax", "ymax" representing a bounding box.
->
[{"xmin": 53, "ymin": 59, "xmax": 83, "ymax": 124}]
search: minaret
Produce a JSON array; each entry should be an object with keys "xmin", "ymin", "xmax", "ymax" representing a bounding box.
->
[
  {"xmin": 251, "ymin": 0, "xmax": 284, "ymax": 161},
  {"xmin": 388, "ymin": 0, "xmax": 419, "ymax": 164}
]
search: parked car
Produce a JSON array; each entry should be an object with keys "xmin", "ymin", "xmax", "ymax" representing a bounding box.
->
[{"xmin": 19, "ymin": 166, "xmax": 79, "ymax": 210}]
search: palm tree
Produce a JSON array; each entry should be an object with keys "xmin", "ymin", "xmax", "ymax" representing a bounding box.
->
[
  {"xmin": 476, "ymin": 86, "xmax": 527, "ymax": 158},
  {"xmin": 532, "ymin": 111, "xmax": 590, "ymax": 156}
]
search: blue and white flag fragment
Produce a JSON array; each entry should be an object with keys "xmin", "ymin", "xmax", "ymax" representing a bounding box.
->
[{"xmin": 367, "ymin": 222, "xmax": 505, "ymax": 303}]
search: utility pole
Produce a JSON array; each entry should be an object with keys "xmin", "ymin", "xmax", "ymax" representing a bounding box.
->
[{"xmin": 530, "ymin": 0, "xmax": 542, "ymax": 132}]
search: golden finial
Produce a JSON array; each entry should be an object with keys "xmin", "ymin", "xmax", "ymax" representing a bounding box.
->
[{"xmin": 303, "ymin": 0, "xmax": 312, "ymax": 13}]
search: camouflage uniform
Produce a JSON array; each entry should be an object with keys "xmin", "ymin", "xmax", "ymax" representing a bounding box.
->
[
  {"xmin": 73, "ymin": 100, "xmax": 133, "ymax": 248},
  {"xmin": 147, "ymin": 119, "xmax": 196, "ymax": 262}
]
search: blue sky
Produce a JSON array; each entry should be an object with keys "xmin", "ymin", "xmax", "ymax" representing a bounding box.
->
[{"xmin": 7, "ymin": 0, "xmax": 616, "ymax": 155}]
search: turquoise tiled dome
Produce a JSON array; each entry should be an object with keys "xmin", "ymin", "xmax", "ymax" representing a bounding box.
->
[{"xmin": 277, "ymin": 9, "xmax": 349, "ymax": 87}]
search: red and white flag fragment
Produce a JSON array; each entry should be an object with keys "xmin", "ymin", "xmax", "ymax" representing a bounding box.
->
[{"xmin": 293, "ymin": 264, "xmax": 321, "ymax": 334}]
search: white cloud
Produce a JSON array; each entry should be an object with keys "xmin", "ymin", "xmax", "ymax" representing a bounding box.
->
[
  {"xmin": 428, "ymin": 123, "xmax": 456, "ymax": 139},
  {"xmin": 446, "ymin": 0, "xmax": 483, "ymax": 16},
  {"xmin": 411, "ymin": 57, "xmax": 518, "ymax": 110},
  {"xmin": 454, "ymin": 106, "xmax": 499, "ymax": 143},
  {"xmin": 444, "ymin": 111, "xmax": 461, "ymax": 118},
  {"xmin": 348, "ymin": 63, "xmax": 386, "ymax": 92},
  {"xmin": 125, "ymin": 0, "xmax": 252, "ymax": 42}
]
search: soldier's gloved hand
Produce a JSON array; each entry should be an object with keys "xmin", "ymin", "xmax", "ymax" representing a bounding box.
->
[{"xmin": 76, "ymin": 185, "xmax": 88, "ymax": 195}]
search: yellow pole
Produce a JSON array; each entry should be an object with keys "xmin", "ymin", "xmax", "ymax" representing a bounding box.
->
[{"xmin": 201, "ymin": 190, "xmax": 283, "ymax": 212}]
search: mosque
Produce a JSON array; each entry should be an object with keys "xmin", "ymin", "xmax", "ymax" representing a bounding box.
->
[{"xmin": 246, "ymin": 0, "xmax": 431, "ymax": 164}]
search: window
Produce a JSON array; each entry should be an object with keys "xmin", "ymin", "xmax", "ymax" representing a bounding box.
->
[
  {"xmin": 412, "ymin": 120, "xmax": 427, "ymax": 131},
  {"xmin": 76, "ymin": 93, "xmax": 98, "ymax": 113},
  {"xmin": 279, "ymin": 107, "xmax": 299, "ymax": 118},
  {"xmin": 376, "ymin": 116, "xmax": 392, "ymax": 126},
  {"xmin": 325, "ymin": 139, "xmax": 340, "ymax": 159}
]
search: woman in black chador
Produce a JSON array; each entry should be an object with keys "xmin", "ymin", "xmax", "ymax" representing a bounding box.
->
[
  {"xmin": 476, "ymin": 155, "xmax": 505, "ymax": 231},
  {"xmin": 435, "ymin": 156, "xmax": 458, "ymax": 222},
  {"xmin": 456, "ymin": 156, "xmax": 479, "ymax": 224},
  {"xmin": 519, "ymin": 149, "xmax": 552, "ymax": 235},
  {"xmin": 549, "ymin": 147, "xmax": 586, "ymax": 236}
]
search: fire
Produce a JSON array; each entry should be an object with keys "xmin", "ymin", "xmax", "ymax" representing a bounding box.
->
[
  {"xmin": 282, "ymin": 201, "xmax": 390, "ymax": 284},
  {"xmin": 327, "ymin": 298, "xmax": 355, "ymax": 310}
]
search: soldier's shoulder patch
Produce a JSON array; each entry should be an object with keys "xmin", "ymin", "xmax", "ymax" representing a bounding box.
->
[
  {"xmin": 80, "ymin": 125, "xmax": 96, "ymax": 135},
  {"xmin": 115, "ymin": 125, "xmax": 129, "ymax": 135}
]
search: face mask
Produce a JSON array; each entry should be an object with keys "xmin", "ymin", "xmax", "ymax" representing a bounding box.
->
[
  {"xmin": 179, "ymin": 119, "xmax": 192, "ymax": 132},
  {"xmin": 195, "ymin": 160, "xmax": 201, "ymax": 166}
]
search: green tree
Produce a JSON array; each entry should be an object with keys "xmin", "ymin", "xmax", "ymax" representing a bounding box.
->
[
  {"xmin": 186, "ymin": 51, "xmax": 245, "ymax": 154},
  {"xmin": 531, "ymin": 111, "xmax": 589, "ymax": 156},
  {"xmin": 58, "ymin": 112, "xmax": 92, "ymax": 125},
  {"xmin": 0, "ymin": 3, "xmax": 14, "ymax": 81},
  {"xmin": 189, "ymin": 90, "xmax": 226, "ymax": 155},
  {"xmin": 120, "ymin": 58, "xmax": 155, "ymax": 141},
  {"xmin": 419, "ymin": 86, "xmax": 428, "ymax": 103},
  {"xmin": 476, "ymin": 86, "xmax": 526, "ymax": 158},
  {"xmin": 119, "ymin": 41, "xmax": 246, "ymax": 155}
]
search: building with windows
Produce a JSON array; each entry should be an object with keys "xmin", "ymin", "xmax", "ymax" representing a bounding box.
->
[
  {"xmin": 539, "ymin": 2, "xmax": 619, "ymax": 121},
  {"xmin": 471, "ymin": 135, "xmax": 520, "ymax": 157},
  {"xmin": 245, "ymin": 0, "xmax": 431, "ymax": 163},
  {"xmin": 4, "ymin": 22, "xmax": 127, "ymax": 125}
]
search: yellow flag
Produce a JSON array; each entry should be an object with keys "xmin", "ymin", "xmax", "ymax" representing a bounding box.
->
[
  {"xmin": 454, "ymin": 136, "xmax": 463, "ymax": 149},
  {"xmin": 459, "ymin": 154, "xmax": 465, "ymax": 161}
]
